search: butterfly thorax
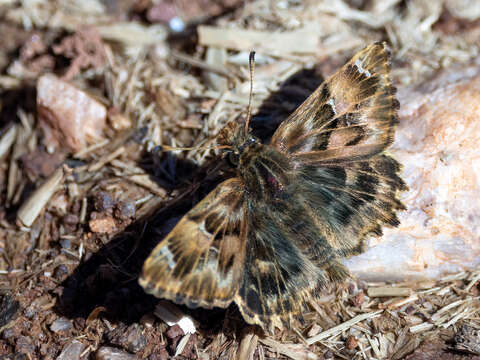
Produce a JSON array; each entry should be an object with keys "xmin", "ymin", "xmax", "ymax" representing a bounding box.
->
[{"xmin": 218, "ymin": 122, "xmax": 293, "ymax": 200}]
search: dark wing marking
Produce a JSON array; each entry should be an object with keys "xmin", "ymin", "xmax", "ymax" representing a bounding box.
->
[{"xmin": 139, "ymin": 178, "xmax": 247, "ymax": 309}]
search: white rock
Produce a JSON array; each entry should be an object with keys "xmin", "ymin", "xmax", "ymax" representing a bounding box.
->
[{"xmin": 346, "ymin": 66, "xmax": 480, "ymax": 281}]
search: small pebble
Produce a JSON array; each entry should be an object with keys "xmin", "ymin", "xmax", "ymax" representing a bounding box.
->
[
  {"xmin": 114, "ymin": 201, "xmax": 135, "ymax": 221},
  {"xmin": 89, "ymin": 215, "xmax": 118, "ymax": 234},
  {"xmin": 107, "ymin": 323, "xmax": 146, "ymax": 353},
  {"xmin": 94, "ymin": 191, "xmax": 115, "ymax": 212},
  {"xmin": 50, "ymin": 317, "xmax": 73, "ymax": 333},
  {"xmin": 37, "ymin": 74, "xmax": 106, "ymax": 152},
  {"xmin": 63, "ymin": 214, "xmax": 79, "ymax": 225},
  {"xmin": 124, "ymin": 324, "xmax": 147, "ymax": 353},
  {"xmin": 59, "ymin": 238, "xmax": 71, "ymax": 249},
  {"xmin": 346, "ymin": 335, "xmax": 358, "ymax": 350},
  {"xmin": 108, "ymin": 107, "xmax": 131, "ymax": 130},
  {"xmin": 96, "ymin": 346, "xmax": 136, "ymax": 360},
  {"xmin": 324, "ymin": 350, "xmax": 334, "ymax": 359},
  {"xmin": 57, "ymin": 340, "xmax": 87, "ymax": 360},
  {"xmin": 54, "ymin": 264, "xmax": 69, "ymax": 281}
]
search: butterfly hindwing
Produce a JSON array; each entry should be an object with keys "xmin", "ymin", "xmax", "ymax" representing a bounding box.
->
[
  {"xmin": 216, "ymin": 144, "xmax": 347, "ymax": 331},
  {"xmin": 232, "ymin": 156, "xmax": 406, "ymax": 332},
  {"xmin": 140, "ymin": 178, "xmax": 247, "ymax": 309},
  {"xmin": 296, "ymin": 154, "xmax": 407, "ymax": 259},
  {"xmin": 235, "ymin": 186, "xmax": 349, "ymax": 331}
]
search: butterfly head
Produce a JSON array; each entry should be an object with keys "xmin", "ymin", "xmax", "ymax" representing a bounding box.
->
[{"xmin": 217, "ymin": 121, "xmax": 261, "ymax": 167}]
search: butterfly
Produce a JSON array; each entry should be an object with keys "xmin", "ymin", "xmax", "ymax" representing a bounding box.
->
[{"xmin": 139, "ymin": 42, "xmax": 407, "ymax": 333}]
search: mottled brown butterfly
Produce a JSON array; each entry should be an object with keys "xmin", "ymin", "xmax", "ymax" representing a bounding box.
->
[{"xmin": 139, "ymin": 42, "xmax": 407, "ymax": 333}]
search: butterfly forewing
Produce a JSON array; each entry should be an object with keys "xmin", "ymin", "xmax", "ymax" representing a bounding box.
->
[
  {"xmin": 271, "ymin": 42, "xmax": 399, "ymax": 164},
  {"xmin": 140, "ymin": 178, "xmax": 247, "ymax": 309}
]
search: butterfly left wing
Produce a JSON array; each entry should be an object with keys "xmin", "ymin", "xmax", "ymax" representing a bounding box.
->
[{"xmin": 139, "ymin": 178, "xmax": 247, "ymax": 309}]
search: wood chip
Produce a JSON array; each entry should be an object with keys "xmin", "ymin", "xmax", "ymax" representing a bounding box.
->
[
  {"xmin": 172, "ymin": 49, "xmax": 234, "ymax": 82},
  {"xmin": 367, "ymin": 287, "xmax": 411, "ymax": 298},
  {"xmin": 154, "ymin": 301, "xmax": 196, "ymax": 335},
  {"xmin": 465, "ymin": 272, "xmax": 480, "ymax": 292},
  {"xmin": 125, "ymin": 174, "xmax": 167, "ymax": 197},
  {"xmin": 17, "ymin": 166, "xmax": 65, "ymax": 227},
  {"xmin": 307, "ymin": 310, "xmax": 383, "ymax": 345},
  {"xmin": 260, "ymin": 338, "xmax": 317, "ymax": 360},
  {"xmin": 110, "ymin": 159, "xmax": 167, "ymax": 197},
  {"xmin": 236, "ymin": 332, "xmax": 258, "ymax": 360},
  {"xmin": 174, "ymin": 333, "xmax": 192, "ymax": 357},
  {"xmin": 409, "ymin": 322, "xmax": 434, "ymax": 333},
  {"xmin": 380, "ymin": 294, "xmax": 419, "ymax": 309},
  {"xmin": 97, "ymin": 22, "xmax": 167, "ymax": 46},
  {"xmin": 430, "ymin": 298, "xmax": 469, "ymax": 322},
  {"xmin": 0, "ymin": 125, "xmax": 17, "ymax": 160},
  {"xmin": 198, "ymin": 25, "xmax": 319, "ymax": 55},
  {"xmin": 87, "ymin": 146, "xmax": 124, "ymax": 172}
]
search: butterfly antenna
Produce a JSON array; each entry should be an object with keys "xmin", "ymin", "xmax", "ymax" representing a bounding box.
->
[
  {"xmin": 160, "ymin": 144, "xmax": 231, "ymax": 152},
  {"xmin": 244, "ymin": 51, "xmax": 255, "ymax": 134}
]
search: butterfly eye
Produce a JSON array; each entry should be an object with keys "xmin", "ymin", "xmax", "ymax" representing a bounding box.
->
[{"xmin": 227, "ymin": 152, "xmax": 240, "ymax": 167}]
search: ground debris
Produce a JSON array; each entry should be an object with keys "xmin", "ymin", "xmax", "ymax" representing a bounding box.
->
[
  {"xmin": 95, "ymin": 346, "xmax": 137, "ymax": 360},
  {"xmin": 50, "ymin": 316, "xmax": 73, "ymax": 333},
  {"xmin": 0, "ymin": 0, "xmax": 480, "ymax": 359},
  {"xmin": 106, "ymin": 323, "xmax": 147, "ymax": 353},
  {"xmin": 52, "ymin": 26, "xmax": 106, "ymax": 80},
  {"xmin": 57, "ymin": 340, "xmax": 88, "ymax": 360},
  {"xmin": 453, "ymin": 324, "xmax": 480, "ymax": 355}
]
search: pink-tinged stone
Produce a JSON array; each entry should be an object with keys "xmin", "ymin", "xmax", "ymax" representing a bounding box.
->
[
  {"xmin": 89, "ymin": 215, "xmax": 118, "ymax": 234},
  {"xmin": 37, "ymin": 74, "xmax": 106, "ymax": 152},
  {"xmin": 346, "ymin": 66, "xmax": 480, "ymax": 281}
]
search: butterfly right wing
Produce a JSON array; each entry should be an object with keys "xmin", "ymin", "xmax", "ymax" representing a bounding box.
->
[
  {"xmin": 139, "ymin": 178, "xmax": 247, "ymax": 309},
  {"xmin": 268, "ymin": 41, "xmax": 406, "ymax": 258},
  {"xmin": 270, "ymin": 42, "xmax": 399, "ymax": 164},
  {"xmin": 233, "ymin": 43, "xmax": 406, "ymax": 332}
]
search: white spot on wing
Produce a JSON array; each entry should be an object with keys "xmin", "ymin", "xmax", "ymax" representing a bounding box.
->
[
  {"xmin": 160, "ymin": 246, "xmax": 176, "ymax": 269},
  {"xmin": 355, "ymin": 59, "xmax": 371, "ymax": 77},
  {"xmin": 327, "ymin": 98, "xmax": 336, "ymax": 114}
]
